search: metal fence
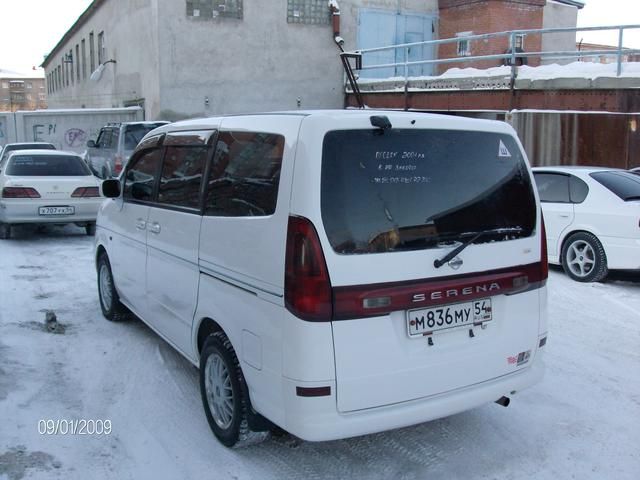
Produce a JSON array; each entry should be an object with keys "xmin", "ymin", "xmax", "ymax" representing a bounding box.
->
[{"xmin": 344, "ymin": 24, "xmax": 640, "ymax": 84}]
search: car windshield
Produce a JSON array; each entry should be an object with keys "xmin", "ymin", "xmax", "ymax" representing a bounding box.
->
[
  {"xmin": 321, "ymin": 129, "xmax": 536, "ymax": 254},
  {"xmin": 590, "ymin": 171, "xmax": 640, "ymax": 201},
  {"xmin": 124, "ymin": 124, "xmax": 167, "ymax": 150},
  {"xmin": 6, "ymin": 155, "xmax": 91, "ymax": 176}
]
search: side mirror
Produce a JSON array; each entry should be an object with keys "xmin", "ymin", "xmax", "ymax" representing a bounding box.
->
[
  {"xmin": 87, "ymin": 140, "xmax": 96, "ymax": 148},
  {"xmin": 102, "ymin": 179, "xmax": 121, "ymax": 198}
]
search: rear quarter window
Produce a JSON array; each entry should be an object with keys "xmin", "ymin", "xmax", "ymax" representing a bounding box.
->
[
  {"xmin": 533, "ymin": 173, "xmax": 570, "ymax": 203},
  {"xmin": 590, "ymin": 171, "xmax": 640, "ymax": 201},
  {"xmin": 321, "ymin": 129, "xmax": 536, "ymax": 254}
]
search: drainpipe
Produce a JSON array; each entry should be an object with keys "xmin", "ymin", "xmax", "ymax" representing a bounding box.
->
[{"xmin": 328, "ymin": 1, "xmax": 344, "ymax": 50}]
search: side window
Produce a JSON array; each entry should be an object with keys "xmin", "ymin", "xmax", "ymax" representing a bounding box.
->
[
  {"xmin": 157, "ymin": 146, "xmax": 207, "ymax": 209},
  {"xmin": 97, "ymin": 128, "xmax": 112, "ymax": 149},
  {"xmin": 534, "ymin": 173, "xmax": 570, "ymax": 203},
  {"xmin": 569, "ymin": 175, "xmax": 589, "ymax": 203},
  {"xmin": 123, "ymin": 148, "xmax": 163, "ymax": 202},
  {"xmin": 204, "ymin": 131, "xmax": 284, "ymax": 217},
  {"xmin": 111, "ymin": 128, "xmax": 120, "ymax": 150}
]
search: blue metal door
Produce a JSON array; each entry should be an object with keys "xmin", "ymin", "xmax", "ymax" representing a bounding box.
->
[{"xmin": 357, "ymin": 9, "xmax": 436, "ymax": 79}]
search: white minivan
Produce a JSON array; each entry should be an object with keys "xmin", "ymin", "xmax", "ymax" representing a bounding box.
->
[{"xmin": 95, "ymin": 110, "xmax": 548, "ymax": 447}]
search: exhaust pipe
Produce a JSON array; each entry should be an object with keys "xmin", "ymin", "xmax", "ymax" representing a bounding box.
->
[{"xmin": 495, "ymin": 396, "xmax": 511, "ymax": 407}]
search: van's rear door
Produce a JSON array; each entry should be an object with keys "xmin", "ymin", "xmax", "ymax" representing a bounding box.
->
[{"xmin": 301, "ymin": 116, "xmax": 545, "ymax": 412}]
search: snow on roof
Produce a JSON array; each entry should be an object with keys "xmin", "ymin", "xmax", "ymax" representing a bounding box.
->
[{"xmin": 359, "ymin": 61, "xmax": 640, "ymax": 85}]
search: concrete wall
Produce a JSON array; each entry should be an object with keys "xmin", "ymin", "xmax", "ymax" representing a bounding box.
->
[
  {"xmin": 44, "ymin": 0, "xmax": 161, "ymax": 119},
  {"xmin": 0, "ymin": 112, "xmax": 17, "ymax": 147},
  {"xmin": 8, "ymin": 107, "xmax": 142, "ymax": 155},
  {"xmin": 44, "ymin": 1, "xmax": 441, "ymax": 121},
  {"xmin": 542, "ymin": 0, "xmax": 579, "ymax": 65}
]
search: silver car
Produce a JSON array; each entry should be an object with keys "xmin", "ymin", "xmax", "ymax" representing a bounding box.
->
[{"xmin": 85, "ymin": 121, "xmax": 168, "ymax": 179}]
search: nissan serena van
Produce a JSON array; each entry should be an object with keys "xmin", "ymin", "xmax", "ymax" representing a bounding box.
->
[{"xmin": 96, "ymin": 110, "xmax": 548, "ymax": 447}]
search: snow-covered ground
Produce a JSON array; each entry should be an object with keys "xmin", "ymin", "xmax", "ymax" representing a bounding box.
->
[{"xmin": 1, "ymin": 225, "xmax": 639, "ymax": 480}]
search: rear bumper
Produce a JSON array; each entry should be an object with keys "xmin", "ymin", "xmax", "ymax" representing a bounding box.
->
[
  {"xmin": 280, "ymin": 357, "xmax": 544, "ymax": 442},
  {"xmin": 601, "ymin": 236, "xmax": 640, "ymax": 271},
  {"xmin": 0, "ymin": 199, "xmax": 101, "ymax": 224}
]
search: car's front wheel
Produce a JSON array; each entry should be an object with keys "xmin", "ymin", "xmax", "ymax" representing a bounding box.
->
[
  {"xmin": 97, "ymin": 254, "xmax": 130, "ymax": 321},
  {"xmin": 561, "ymin": 232, "xmax": 608, "ymax": 282}
]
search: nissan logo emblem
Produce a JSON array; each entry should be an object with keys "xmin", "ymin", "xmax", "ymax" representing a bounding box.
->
[{"xmin": 448, "ymin": 257, "xmax": 463, "ymax": 270}]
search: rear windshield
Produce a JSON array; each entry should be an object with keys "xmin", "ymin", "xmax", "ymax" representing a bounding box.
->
[
  {"xmin": 6, "ymin": 155, "xmax": 91, "ymax": 176},
  {"xmin": 124, "ymin": 123, "xmax": 167, "ymax": 150},
  {"xmin": 590, "ymin": 171, "xmax": 640, "ymax": 201},
  {"xmin": 321, "ymin": 129, "xmax": 536, "ymax": 254}
]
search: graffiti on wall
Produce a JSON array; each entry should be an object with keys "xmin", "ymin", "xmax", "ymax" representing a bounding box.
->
[
  {"xmin": 31, "ymin": 123, "xmax": 95, "ymax": 151},
  {"xmin": 64, "ymin": 128, "xmax": 88, "ymax": 148}
]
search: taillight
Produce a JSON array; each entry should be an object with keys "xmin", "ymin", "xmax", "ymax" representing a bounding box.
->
[
  {"xmin": 71, "ymin": 187, "xmax": 100, "ymax": 197},
  {"xmin": 284, "ymin": 215, "xmax": 332, "ymax": 321},
  {"xmin": 540, "ymin": 213, "xmax": 548, "ymax": 280},
  {"xmin": 2, "ymin": 187, "xmax": 40, "ymax": 198},
  {"xmin": 114, "ymin": 155, "xmax": 123, "ymax": 175}
]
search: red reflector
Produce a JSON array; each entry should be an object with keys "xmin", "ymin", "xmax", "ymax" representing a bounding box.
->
[
  {"xmin": 2, "ymin": 187, "xmax": 41, "ymax": 198},
  {"xmin": 71, "ymin": 187, "xmax": 100, "ymax": 197},
  {"xmin": 284, "ymin": 216, "xmax": 332, "ymax": 321},
  {"xmin": 296, "ymin": 386, "xmax": 331, "ymax": 397},
  {"xmin": 540, "ymin": 213, "xmax": 549, "ymax": 281}
]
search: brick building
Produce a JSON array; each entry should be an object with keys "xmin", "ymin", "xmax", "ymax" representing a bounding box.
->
[
  {"xmin": 438, "ymin": 0, "xmax": 584, "ymax": 71},
  {"xmin": 0, "ymin": 69, "xmax": 47, "ymax": 112}
]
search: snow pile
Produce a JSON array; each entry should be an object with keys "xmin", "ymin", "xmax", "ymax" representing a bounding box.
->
[{"xmin": 359, "ymin": 61, "xmax": 640, "ymax": 84}]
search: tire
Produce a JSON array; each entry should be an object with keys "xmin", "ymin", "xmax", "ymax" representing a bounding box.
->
[
  {"xmin": 0, "ymin": 222, "xmax": 10, "ymax": 240},
  {"xmin": 561, "ymin": 232, "xmax": 608, "ymax": 282},
  {"xmin": 97, "ymin": 254, "xmax": 130, "ymax": 321},
  {"xmin": 86, "ymin": 223, "xmax": 96, "ymax": 236},
  {"xmin": 199, "ymin": 332, "xmax": 267, "ymax": 448}
]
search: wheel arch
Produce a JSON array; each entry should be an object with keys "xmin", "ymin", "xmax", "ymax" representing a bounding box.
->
[
  {"xmin": 195, "ymin": 317, "xmax": 226, "ymax": 356},
  {"xmin": 95, "ymin": 244, "xmax": 108, "ymax": 269},
  {"xmin": 559, "ymin": 228, "xmax": 600, "ymax": 260}
]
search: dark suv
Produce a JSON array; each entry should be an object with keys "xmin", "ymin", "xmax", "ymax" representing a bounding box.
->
[{"xmin": 86, "ymin": 121, "xmax": 168, "ymax": 178}]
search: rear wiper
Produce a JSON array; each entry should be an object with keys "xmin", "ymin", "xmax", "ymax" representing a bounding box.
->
[{"xmin": 433, "ymin": 227, "xmax": 524, "ymax": 269}]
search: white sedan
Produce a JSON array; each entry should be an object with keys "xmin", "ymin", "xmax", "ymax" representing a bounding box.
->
[
  {"xmin": 532, "ymin": 166, "xmax": 640, "ymax": 282},
  {"xmin": 0, "ymin": 150, "xmax": 103, "ymax": 239}
]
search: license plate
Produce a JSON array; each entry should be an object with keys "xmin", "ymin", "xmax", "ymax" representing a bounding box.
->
[
  {"xmin": 407, "ymin": 298, "xmax": 492, "ymax": 337},
  {"xmin": 39, "ymin": 206, "xmax": 75, "ymax": 216}
]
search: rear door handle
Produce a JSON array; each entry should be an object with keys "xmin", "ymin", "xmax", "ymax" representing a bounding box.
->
[
  {"xmin": 135, "ymin": 219, "xmax": 146, "ymax": 230},
  {"xmin": 148, "ymin": 222, "xmax": 161, "ymax": 234},
  {"xmin": 559, "ymin": 214, "xmax": 570, "ymax": 218}
]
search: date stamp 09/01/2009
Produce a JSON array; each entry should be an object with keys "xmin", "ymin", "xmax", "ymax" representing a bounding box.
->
[{"xmin": 38, "ymin": 419, "xmax": 112, "ymax": 436}]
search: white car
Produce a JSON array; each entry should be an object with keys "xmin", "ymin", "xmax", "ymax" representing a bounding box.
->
[
  {"xmin": 96, "ymin": 110, "xmax": 548, "ymax": 447},
  {"xmin": 533, "ymin": 166, "xmax": 640, "ymax": 282},
  {"xmin": 0, "ymin": 150, "xmax": 103, "ymax": 239}
]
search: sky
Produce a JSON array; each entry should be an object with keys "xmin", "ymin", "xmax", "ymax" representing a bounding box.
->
[{"xmin": 0, "ymin": 0, "xmax": 638, "ymax": 76}]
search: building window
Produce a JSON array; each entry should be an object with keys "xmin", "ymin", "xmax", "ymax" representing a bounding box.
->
[
  {"xmin": 1, "ymin": 81, "xmax": 8, "ymax": 89},
  {"xmin": 456, "ymin": 32, "xmax": 472, "ymax": 57},
  {"xmin": 39, "ymin": 93, "xmax": 46, "ymax": 101},
  {"xmin": 76, "ymin": 44, "xmax": 80, "ymax": 81},
  {"xmin": 90, "ymin": 31, "xmax": 95, "ymax": 73},
  {"xmin": 287, "ymin": 0, "xmax": 330, "ymax": 25},
  {"xmin": 69, "ymin": 49, "xmax": 74, "ymax": 85},
  {"xmin": 26, "ymin": 82, "xmax": 33, "ymax": 89},
  {"xmin": 514, "ymin": 34, "xmax": 525, "ymax": 50},
  {"xmin": 186, "ymin": 0, "xmax": 243, "ymax": 19},
  {"xmin": 81, "ymin": 39, "xmax": 87, "ymax": 80},
  {"xmin": 98, "ymin": 31, "xmax": 105, "ymax": 64}
]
